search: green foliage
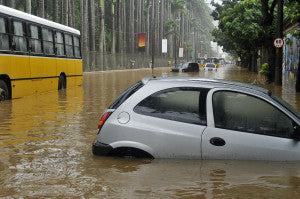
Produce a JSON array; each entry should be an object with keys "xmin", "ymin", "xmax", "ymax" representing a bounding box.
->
[
  {"xmin": 165, "ymin": 18, "xmax": 180, "ymax": 38},
  {"xmin": 212, "ymin": 0, "xmax": 263, "ymax": 60},
  {"xmin": 259, "ymin": 63, "xmax": 270, "ymax": 77},
  {"xmin": 171, "ymin": 0, "xmax": 187, "ymax": 14},
  {"xmin": 183, "ymin": 42, "xmax": 193, "ymax": 51}
]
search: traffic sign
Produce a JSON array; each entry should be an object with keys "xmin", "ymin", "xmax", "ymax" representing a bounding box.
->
[{"xmin": 273, "ymin": 38, "xmax": 284, "ymax": 48}]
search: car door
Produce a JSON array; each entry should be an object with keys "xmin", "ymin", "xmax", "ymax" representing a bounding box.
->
[
  {"xmin": 128, "ymin": 87, "xmax": 209, "ymax": 159},
  {"xmin": 202, "ymin": 89, "xmax": 300, "ymax": 161}
]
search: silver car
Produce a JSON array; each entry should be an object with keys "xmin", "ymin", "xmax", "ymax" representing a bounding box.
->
[{"xmin": 92, "ymin": 77, "xmax": 300, "ymax": 161}]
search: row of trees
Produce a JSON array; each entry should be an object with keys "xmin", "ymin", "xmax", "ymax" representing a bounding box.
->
[
  {"xmin": 211, "ymin": 0, "xmax": 300, "ymax": 89},
  {"xmin": 0, "ymin": 0, "xmax": 215, "ymax": 71}
]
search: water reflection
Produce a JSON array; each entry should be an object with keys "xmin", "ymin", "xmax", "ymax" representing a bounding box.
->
[{"xmin": 0, "ymin": 65, "xmax": 299, "ymax": 198}]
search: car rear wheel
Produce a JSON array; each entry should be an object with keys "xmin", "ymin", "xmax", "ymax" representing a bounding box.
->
[
  {"xmin": 58, "ymin": 75, "xmax": 66, "ymax": 90},
  {"xmin": 0, "ymin": 80, "xmax": 8, "ymax": 101},
  {"xmin": 109, "ymin": 147, "xmax": 154, "ymax": 159}
]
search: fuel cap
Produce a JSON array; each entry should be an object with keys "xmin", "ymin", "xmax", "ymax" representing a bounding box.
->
[{"xmin": 117, "ymin": 112, "xmax": 130, "ymax": 124}]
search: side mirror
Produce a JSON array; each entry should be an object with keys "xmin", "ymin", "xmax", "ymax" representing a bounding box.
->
[{"xmin": 292, "ymin": 125, "xmax": 300, "ymax": 141}]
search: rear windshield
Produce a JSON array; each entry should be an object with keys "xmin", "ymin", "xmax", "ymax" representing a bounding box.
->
[
  {"xmin": 109, "ymin": 81, "xmax": 144, "ymax": 109},
  {"xmin": 206, "ymin": 64, "xmax": 215, "ymax": 68}
]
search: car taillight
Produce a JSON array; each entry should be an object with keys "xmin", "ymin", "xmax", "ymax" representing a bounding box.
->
[{"xmin": 97, "ymin": 111, "xmax": 113, "ymax": 134}]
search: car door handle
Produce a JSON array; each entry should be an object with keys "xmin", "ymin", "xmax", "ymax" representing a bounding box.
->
[{"xmin": 210, "ymin": 137, "xmax": 226, "ymax": 146}]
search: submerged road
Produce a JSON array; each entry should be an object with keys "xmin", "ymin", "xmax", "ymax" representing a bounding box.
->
[{"xmin": 0, "ymin": 65, "xmax": 299, "ymax": 198}]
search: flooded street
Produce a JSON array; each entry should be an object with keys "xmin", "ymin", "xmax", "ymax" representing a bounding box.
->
[{"xmin": 0, "ymin": 65, "xmax": 300, "ymax": 198}]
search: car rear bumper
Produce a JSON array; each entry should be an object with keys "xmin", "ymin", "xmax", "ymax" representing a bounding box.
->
[{"xmin": 92, "ymin": 140, "xmax": 113, "ymax": 156}]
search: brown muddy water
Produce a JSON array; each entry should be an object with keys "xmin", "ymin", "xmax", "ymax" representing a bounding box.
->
[{"xmin": 0, "ymin": 65, "xmax": 299, "ymax": 198}]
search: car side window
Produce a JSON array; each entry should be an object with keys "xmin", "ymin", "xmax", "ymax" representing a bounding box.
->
[
  {"xmin": 213, "ymin": 91, "xmax": 294, "ymax": 138},
  {"xmin": 134, "ymin": 87, "xmax": 209, "ymax": 125}
]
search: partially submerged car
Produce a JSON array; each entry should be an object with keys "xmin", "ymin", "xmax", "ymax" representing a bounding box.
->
[
  {"xmin": 92, "ymin": 77, "xmax": 300, "ymax": 161},
  {"xmin": 171, "ymin": 62, "xmax": 199, "ymax": 72},
  {"xmin": 204, "ymin": 63, "xmax": 217, "ymax": 71}
]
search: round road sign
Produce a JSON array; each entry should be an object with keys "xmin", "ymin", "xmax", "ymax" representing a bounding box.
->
[{"xmin": 273, "ymin": 38, "xmax": 284, "ymax": 48}]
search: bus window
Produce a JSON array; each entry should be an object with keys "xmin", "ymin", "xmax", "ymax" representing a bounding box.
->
[
  {"xmin": 74, "ymin": 36, "xmax": 80, "ymax": 58},
  {"xmin": 65, "ymin": 34, "xmax": 74, "ymax": 57},
  {"xmin": 12, "ymin": 20, "xmax": 27, "ymax": 52},
  {"xmin": 0, "ymin": 17, "xmax": 9, "ymax": 51},
  {"xmin": 42, "ymin": 28, "xmax": 54, "ymax": 55},
  {"xmin": 56, "ymin": 32, "xmax": 65, "ymax": 56},
  {"xmin": 29, "ymin": 25, "xmax": 42, "ymax": 54}
]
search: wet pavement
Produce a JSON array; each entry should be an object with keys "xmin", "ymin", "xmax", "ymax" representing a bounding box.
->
[{"xmin": 0, "ymin": 65, "xmax": 299, "ymax": 198}]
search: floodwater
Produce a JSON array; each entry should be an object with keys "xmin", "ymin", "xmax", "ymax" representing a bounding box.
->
[{"xmin": 0, "ymin": 65, "xmax": 299, "ymax": 198}]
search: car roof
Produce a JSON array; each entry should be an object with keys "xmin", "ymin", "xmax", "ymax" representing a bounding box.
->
[{"xmin": 142, "ymin": 76, "xmax": 271, "ymax": 96}]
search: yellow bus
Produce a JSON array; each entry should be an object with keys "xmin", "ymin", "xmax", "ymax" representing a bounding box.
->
[{"xmin": 0, "ymin": 5, "xmax": 82, "ymax": 101}]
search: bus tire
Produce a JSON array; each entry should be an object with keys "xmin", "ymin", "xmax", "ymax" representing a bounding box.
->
[
  {"xmin": 0, "ymin": 80, "xmax": 9, "ymax": 101},
  {"xmin": 58, "ymin": 75, "xmax": 66, "ymax": 90}
]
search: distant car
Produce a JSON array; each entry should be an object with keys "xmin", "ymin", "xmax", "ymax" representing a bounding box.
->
[
  {"xmin": 204, "ymin": 63, "xmax": 217, "ymax": 71},
  {"xmin": 92, "ymin": 77, "xmax": 300, "ymax": 161},
  {"xmin": 171, "ymin": 62, "xmax": 199, "ymax": 72}
]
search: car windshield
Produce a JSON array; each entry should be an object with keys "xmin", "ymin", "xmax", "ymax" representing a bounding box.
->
[
  {"xmin": 206, "ymin": 64, "xmax": 215, "ymax": 68},
  {"xmin": 181, "ymin": 63, "xmax": 189, "ymax": 68},
  {"xmin": 175, "ymin": 63, "xmax": 183, "ymax": 69},
  {"xmin": 271, "ymin": 93, "xmax": 300, "ymax": 119}
]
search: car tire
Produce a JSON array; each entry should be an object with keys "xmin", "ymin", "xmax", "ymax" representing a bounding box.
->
[
  {"xmin": 58, "ymin": 75, "xmax": 66, "ymax": 90},
  {"xmin": 0, "ymin": 80, "xmax": 8, "ymax": 102},
  {"xmin": 110, "ymin": 147, "xmax": 154, "ymax": 159}
]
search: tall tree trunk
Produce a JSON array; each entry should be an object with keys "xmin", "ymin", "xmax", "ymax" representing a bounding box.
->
[
  {"xmin": 151, "ymin": 0, "xmax": 156, "ymax": 68},
  {"xmin": 39, "ymin": 0, "xmax": 45, "ymax": 18},
  {"xmin": 99, "ymin": 0, "xmax": 105, "ymax": 70},
  {"xmin": 160, "ymin": 0, "xmax": 165, "ymax": 56},
  {"xmin": 261, "ymin": 0, "xmax": 277, "ymax": 83},
  {"xmin": 167, "ymin": 0, "xmax": 173, "ymax": 59},
  {"xmin": 141, "ymin": 0, "xmax": 145, "ymax": 33},
  {"xmin": 88, "ymin": 0, "xmax": 95, "ymax": 70},
  {"xmin": 116, "ymin": 0, "xmax": 122, "ymax": 53},
  {"xmin": 72, "ymin": 0, "xmax": 75, "ymax": 27},
  {"xmin": 137, "ymin": 0, "xmax": 141, "ymax": 35},
  {"xmin": 26, "ymin": 0, "xmax": 31, "ymax": 14},
  {"xmin": 275, "ymin": 0, "xmax": 283, "ymax": 85},
  {"xmin": 111, "ymin": 0, "xmax": 116, "ymax": 54},
  {"xmin": 146, "ymin": 3, "xmax": 150, "ymax": 55},
  {"xmin": 64, "ymin": 0, "xmax": 69, "ymax": 26},
  {"xmin": 134, "ymin": 0, "xmax": 139, "ymax": 53},
  {"xmin": 60, "ymin": 0, "xmax": 64, "ymax": 24},
  {"xmin": 53, "ymin": 0, "xmax": 58, "ymax": 22},
  {"xmin": 129, "ymin": 0, "xmax": 135, "ymax": 54},
  {"xmin": 81, "ymin": 0, "xmax": 89, "ymax": 71},
  {"xmin": 10, "ymin": 0, "xmax": 15, "ymax": 8},
  {"xmin": 154, "ymin": 0, "xmax": 159, "ymax": 55},
  {"xmin": 68, "ymin": 0, "xmax": 74, "ymax": 27},
  {"xmin": 122, "ymin": 0, "xmax": 126, "ymax": 54}
]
